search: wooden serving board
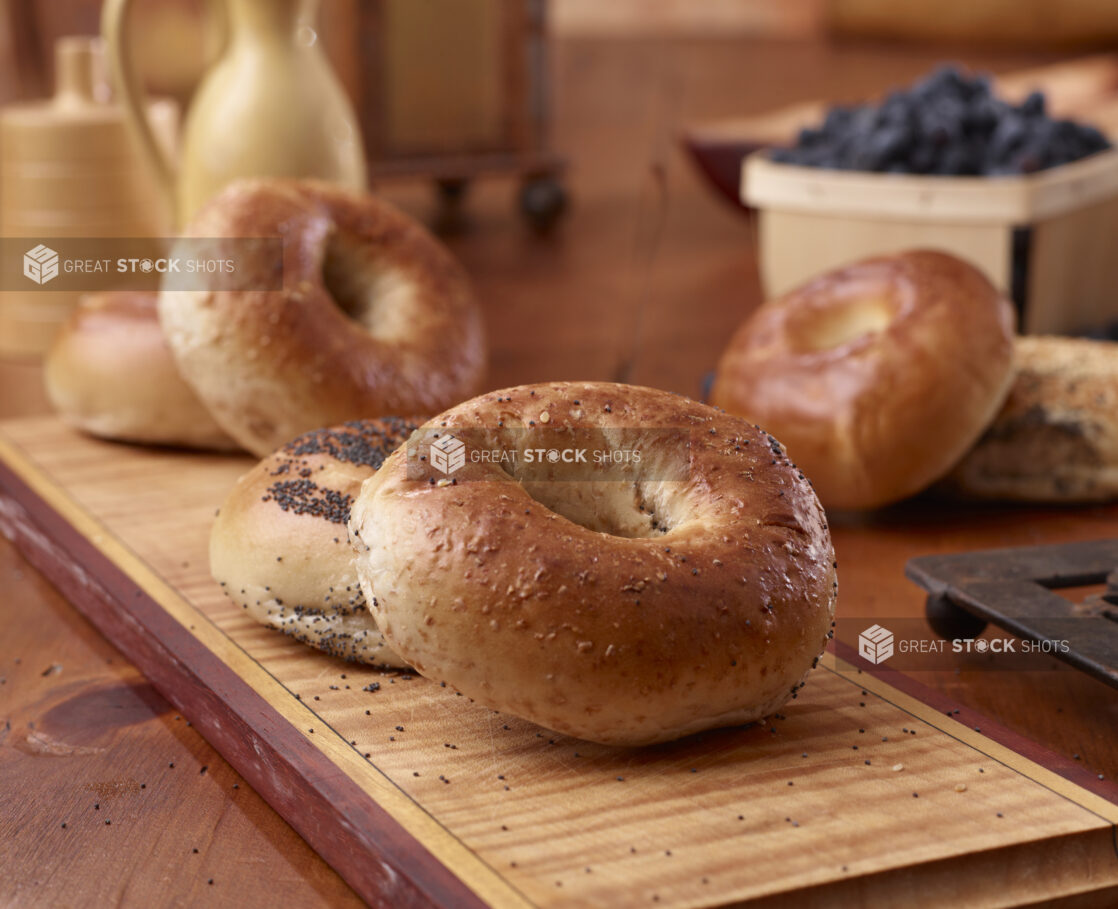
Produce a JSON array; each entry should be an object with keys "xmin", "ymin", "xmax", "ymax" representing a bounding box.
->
[{"xmin": 1, "ymin": 416, "xmax": 1117, "ymax": 908}]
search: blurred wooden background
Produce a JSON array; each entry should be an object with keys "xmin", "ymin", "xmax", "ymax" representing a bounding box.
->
[
  {"xmin": 4, "ymin": 0, "xmax": 1118, "ymax": 110},
  {"xmin": 553, "ymin": 0, "xmax": 824, "ymax": 36}
]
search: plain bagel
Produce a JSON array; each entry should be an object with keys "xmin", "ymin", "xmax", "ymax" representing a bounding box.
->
[
  {"xmin": 347, "ymin": 382, "xmax": 837, "ymax": 746},
  {"xmin": 45, "ymin": 290, "xmax": 237, "ymax": 451},
  {"xmin": 710, "ymin": 250, "xmax": 1016, "ymax": 509},
  {"xmin": 211, "ymin": 417, "xmax": 420, "ymax": 666},
  {"xmin": 160, "ymin": 178, "xmax": 486, "ymax": 457}
]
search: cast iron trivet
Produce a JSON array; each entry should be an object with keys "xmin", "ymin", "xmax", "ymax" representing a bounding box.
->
[{"xmin": 906, "ymin": 538, "xmax": 1118, "ymax": 690}]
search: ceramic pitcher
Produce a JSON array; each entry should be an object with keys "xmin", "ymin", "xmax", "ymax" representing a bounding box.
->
[{"xmin": 102, "ymin": 0, "xmax": 366, "ymax": 227}]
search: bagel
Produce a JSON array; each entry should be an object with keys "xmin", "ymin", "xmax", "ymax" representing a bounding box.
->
[
  {"xmin": 211, "ymin": 417, "xmax": 420, "ymax": 666},
  {"xmin": 44, "ymin": 290, "xmax": 237, "ymax": 451},
  {"xmin": 347, "ymin": 382, "xmax": 837, "ymax": 746},
  {"xmin": 711, "ymin": 250, "xmax": 1015, "ymax": 509},
  {"xmin": 159, "ymin": 178, "xmax": 486, "ymax": 457},
  {"xmin": 945, "ymin": 335, "xmax": 1118, "ymax": 502}
]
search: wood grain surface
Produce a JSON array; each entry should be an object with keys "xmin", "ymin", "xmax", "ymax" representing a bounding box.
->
[
  {"xmin": 1, "ymin": 417, "xmax": 1116, "ymax": 908},
  {"xmin": 2, "ymin": 34, "xmax": 1118, "ymax": 908}
]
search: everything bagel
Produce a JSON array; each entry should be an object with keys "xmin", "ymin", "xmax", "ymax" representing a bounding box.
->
[{"xmin": 347, "ymin": 382, "xmax": 837, "ymax": 746}]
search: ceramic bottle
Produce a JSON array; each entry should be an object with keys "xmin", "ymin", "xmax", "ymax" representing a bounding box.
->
[{"xmin": 103, "ymin": 0, "xmax": 367, "ymax": 227}]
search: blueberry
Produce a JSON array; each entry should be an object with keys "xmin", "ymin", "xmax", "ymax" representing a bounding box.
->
[
  {"xmin": 854, "ymin": 126, "xmax": 910, "ymax": 170},
  {"xmin": 962, "ymin": 72, "xmax": 994, "ymax": 102},
  {"xmin": 777, "ymin": 63, "xmax": 1109, "ymax": 177},
  {"xmin": 797, "ymin": 126, "xmax": 824, "ymax": 147},
  {"xmin": 822, "ymin": 106, "xmax": 854, "ymax": 136},
  {"xmin": 915, "ymin": 64, "xmax": 967, "ymax": 101},
  {"xmin": 909, "ymin": 144, "xmax": 937, "ymax": 174},
  {"xmin": 934, "ymin": 145, "xmax": 970, "ymax": 175},
  {"xmin": 1077, "ymin": 124, "xmax": 1110, "ymax": 155},
  {"xmin": 989, "ymin": 115, "xmax": 1027, "ymax": 161},
  {"xmin": 1020, "ymin": 90, "xmax": 1046, "ymax": 118},
  {"xmin": 963, "ymin": 96, "xmax": 1002, "ymax": 135}
]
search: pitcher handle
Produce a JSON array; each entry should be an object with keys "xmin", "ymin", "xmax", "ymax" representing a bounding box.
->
[{"xmin": 102, "ymin": 0, "xmax": 177, "ymax": 225}]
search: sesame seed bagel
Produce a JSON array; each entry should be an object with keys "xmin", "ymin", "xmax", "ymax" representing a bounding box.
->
[
  {"xmin": 211, "ymin": 418, "xmax": 420, "ymax": 666},
  {"xmin": 711, "ymin": 250, "xmax": 1016, "ymax": 509},
  {"xmin": 160, "ymin": 178, "xmax": 486, "ymax": 457},
  {"xmin": 347, "ymin": 382, "xmax": 837, "ymax": 746},
  {"xmin": 45, "ymin": 291, "xmax": 237, "ymax": 451}
]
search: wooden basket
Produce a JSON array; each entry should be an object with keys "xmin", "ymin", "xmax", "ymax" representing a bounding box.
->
[{"xmin": 742, "ymin": 149, "xmax": 1118, "ymax": 334}]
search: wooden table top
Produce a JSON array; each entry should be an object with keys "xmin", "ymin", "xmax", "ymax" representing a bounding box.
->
[{"xmin": 2, "ymin": 35, "xmax": 1115, "ymax": 908}]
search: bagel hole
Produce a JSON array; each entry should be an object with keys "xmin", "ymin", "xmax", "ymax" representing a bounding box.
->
[
  {"xmin": 518, "ymin": 479, "xmax": 676, "ymax": 538},
  {"xmin": 322, "ymin": 236, "xmax": 417, "ymax": 340},
  {"xmin": 792, "ymin": 294, "xmax": 895, "ymax": 351}
]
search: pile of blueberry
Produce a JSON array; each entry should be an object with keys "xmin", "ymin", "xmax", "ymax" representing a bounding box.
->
[{"xmin": 770, "ymin": 64, "xmax": 1111, "ymax": 175}]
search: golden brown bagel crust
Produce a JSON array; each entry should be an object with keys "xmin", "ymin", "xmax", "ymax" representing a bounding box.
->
[
  {"xmin": 211, "ymin": 418, "xmax": 420, "ymax": 666},
  {"xmin": 160, "ymin": 178, "xmax": 486, "ymax": 457},
  {"xmin": 348, "ymin": 382, "xmax": 837, "ymax": 746},
  {"xmin": 945, "ymin": 335, "xmax": 1118, "ymax": 502},
  {"xmin": 44, "ymin": 291, "xmax": 237, "ymax": 450},
  {"xmin": 710, "ymin": 250, "xmax": 1015, "ymax": 509}
]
